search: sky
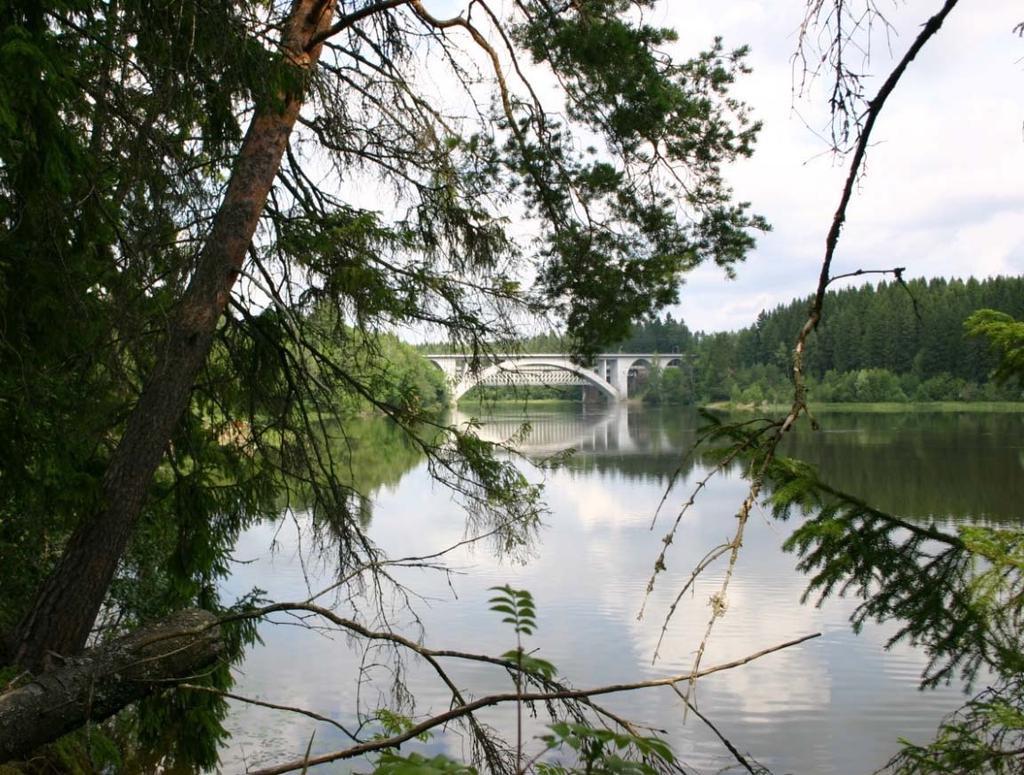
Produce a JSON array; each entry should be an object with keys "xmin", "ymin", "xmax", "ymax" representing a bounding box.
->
[
  {"xmin": 313, "ymin": 1, "xmax": 1023, "ymax": 340},
  {"xmin": 648, "ymin": 1, "xmax": 1024, "ymax": 331}
]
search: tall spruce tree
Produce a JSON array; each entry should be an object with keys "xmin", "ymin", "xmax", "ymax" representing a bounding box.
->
[{"xmin": 0, "ymin": 0, "xmax": 766, "ymax": 675}]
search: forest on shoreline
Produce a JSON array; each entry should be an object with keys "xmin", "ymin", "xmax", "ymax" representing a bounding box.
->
[{"xmin": 449, "ymin": 276, "xmax": 1024, "ymax": 406}]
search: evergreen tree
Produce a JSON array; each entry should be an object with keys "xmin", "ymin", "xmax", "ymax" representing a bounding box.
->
[
  {"xmin": 600, "ymin": 276, "xmax": 1024, "ymax": 405},
  {"xmin": 0, "ymin": 0, "xmax": 767, "ymax": 695}
]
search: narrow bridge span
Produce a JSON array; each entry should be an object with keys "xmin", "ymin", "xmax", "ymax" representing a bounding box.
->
[{"xmin": 425, "ymin": 353, "xmax": 687, "ymax": 403}]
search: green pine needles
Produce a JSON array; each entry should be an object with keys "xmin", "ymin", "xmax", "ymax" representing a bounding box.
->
[
  {"xmin": 886, "ymin": 674, "xmax": 1024, "ymax": 774},
  {"xmin": 692, "ymin": 403, "xmax": 1024, "ymax": 773}
]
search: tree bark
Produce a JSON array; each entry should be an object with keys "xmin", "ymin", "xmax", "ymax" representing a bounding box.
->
[
  {"xmin": 11, "ymin": 0, "xmax": 337, "ymax": 671},
  {"xmin": 0, "ymin": 609, "xmax": 221, "ymax": 763}
]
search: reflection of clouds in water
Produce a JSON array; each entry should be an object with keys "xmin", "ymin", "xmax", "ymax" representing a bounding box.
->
[
  {"xmin": 220, "ymin": 409, "xmax": 997, "ymax": 774},
  {"xmin": 545, "ymin": 468, "xmax": 962, "ymax": 773},
  {"xmin": 586, "ymin": 506, "xmax": 836, "ymax": 721},
  {"xmin": 544, "ymin": 469, "xmax": 655, "ymax": 529}
]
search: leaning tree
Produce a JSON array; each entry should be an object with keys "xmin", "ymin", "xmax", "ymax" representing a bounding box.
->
[{"xmin": 0, "ymin": 0, "xmax": 765, "ymax": 759}]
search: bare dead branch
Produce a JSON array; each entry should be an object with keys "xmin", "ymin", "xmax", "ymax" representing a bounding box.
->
[
  {"xmin": 825, "ymin": 266, "xmax": 904, "ymax": 286},
  {"xmin": 180, "ymin": 684, "xmax": 360, "ymax": 742},
  {"xmin": 246, "ymin": 632, "xmax": 821, "ymax": 775},
  {"xmin": 307, "ymin": 0, "xmax": 412, "ymax": 50},
  {"xmin": 788, "ymin": 0, "xmax": 960, "ymax": 436},
  {"xmin": 408, "ymin": 1, "xmax": 518, "ymax": 131}
]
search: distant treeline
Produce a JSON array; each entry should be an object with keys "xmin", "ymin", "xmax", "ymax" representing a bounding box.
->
[
  {"xmin": 504, "ymin": 276, "xmax": 1024, "ymax": 404},
  {"xmin": 727, "ymin": 276, "xmax": 1023, "ymax": 380},
  {"xmin": 649, "ymin": 276, "xmax": 1024, "ymax": 403},
  {"xmin": 301, "ymin": 307, "xmax": 449, "ymax": 412}
]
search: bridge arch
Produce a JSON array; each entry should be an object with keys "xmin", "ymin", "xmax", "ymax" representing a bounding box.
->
[
  {"xmin": 450, "ymin": 358, "xmax": 621, "ymax": 403},
  {"xmin": 624, "ymin": 357, "xmax": 656, "ymax": 395},
  {"xmin": 626, "ymin": 356, "xmax": 655, "ymax": 372}
]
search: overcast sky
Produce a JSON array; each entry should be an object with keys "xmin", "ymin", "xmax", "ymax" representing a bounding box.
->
[
  {"xmin": 643, "ymin": 1, "xmax": 1023, "ymax": 331},
  {"xmin": 345, "ymin": 2, "xmax": 1023, "ymax": 341}
]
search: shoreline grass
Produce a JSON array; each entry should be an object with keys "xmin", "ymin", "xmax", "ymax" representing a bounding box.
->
[{"xmin": 705, "ymin": 401, "xmax": 1024, "ymax": 413}]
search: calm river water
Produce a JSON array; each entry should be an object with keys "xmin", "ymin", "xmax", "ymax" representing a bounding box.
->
[{"xmin": 219, "ymin": 406, "xmax": 1024, "ymax": 774}]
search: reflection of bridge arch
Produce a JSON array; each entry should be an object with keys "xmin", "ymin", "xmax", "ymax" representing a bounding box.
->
[
  {"xmin": 452, "ymin": 359, "xmax": 620, "ymax": 402},
  {"xmin": 451, "ymin": 406, "xmax": 636, "ymax": 455}
]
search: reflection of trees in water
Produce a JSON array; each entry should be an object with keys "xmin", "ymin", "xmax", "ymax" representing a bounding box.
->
[
  {"xmin": 779, "ymin": 413, "xmax": 1024, "ymax": 524},
  {"xmin": 287, "ymin": 417, "xmax": 433, "ymax": 528},
  {"xmin": 452, "ymin": 406, "xmax": 703, "ymax": 460},
  {"xmin": 462, "ymin": 408, "xmax": 1023, "ymax": 525},
  {"xmin": 557, "ymin": 454, "xmax": 699, "ymax": 484}
]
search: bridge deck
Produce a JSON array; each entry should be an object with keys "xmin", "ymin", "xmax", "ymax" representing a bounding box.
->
[{"xmin": 426, "ymin": 353, "xmax": 690, "ymax": 403}]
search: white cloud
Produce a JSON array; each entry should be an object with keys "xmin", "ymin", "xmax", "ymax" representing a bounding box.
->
[{"xmin": 656, "ymin": 0, "xmax": 1024, "ymax": 331}]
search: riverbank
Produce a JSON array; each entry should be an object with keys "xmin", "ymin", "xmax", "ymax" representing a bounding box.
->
[
  {"xmin": 458, "ymin": 398, "xmax": 1024, "ymax": 413},
  {"xmin": 706, "ymin": 400, "xmax": 1024, "ymax": 413}
]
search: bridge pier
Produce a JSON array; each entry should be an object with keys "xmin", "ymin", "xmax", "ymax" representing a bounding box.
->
[{"xmin": 581, "ymin": 384, "xmax": 604, "ymax": 405}]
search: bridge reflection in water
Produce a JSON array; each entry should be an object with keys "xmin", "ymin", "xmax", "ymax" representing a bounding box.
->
[
  {"xmin": 452, "ymin": 408, "xmax": 1024, "ymax": 524},
  {"xmin": 449, "ymin": 405, "xmax": 698, "ymax": 460}
]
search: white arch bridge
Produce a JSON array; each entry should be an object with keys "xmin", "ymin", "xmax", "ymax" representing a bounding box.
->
[{"xmin": 426, "ymin": 353, "xmax": 689, "ymax": 403}]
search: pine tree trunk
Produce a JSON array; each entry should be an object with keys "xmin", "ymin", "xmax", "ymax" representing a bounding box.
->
[
  {"xmin": 0, "ymin": 609, "xmax": 221, "ymax": 762},
  {"xmin": 11, "ymin": 0, "xmax": 336, "ymax": 672}
]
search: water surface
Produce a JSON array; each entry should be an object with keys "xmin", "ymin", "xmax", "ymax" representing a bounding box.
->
[{"xmin": 220, "ymin": 406, "xmax": 1023, "ymax": 774}]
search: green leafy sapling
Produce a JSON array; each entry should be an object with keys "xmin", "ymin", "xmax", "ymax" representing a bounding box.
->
[
  {"xmin": 490, "ymin": 585, "xmax": 558, "ymax": 682},
  {"xmin": 488, "ymin": 587, "xmax": 676, "ymax": 775},
  {"xmin": 363, "ymin": 586, "xmax": 679, "ymax": 774},
  {"xmin": 373, "ymin": 750, "xmax": 479, "ymax": 775},
  {"xmin": 536, "ymin": 723, "xmax": 677, "ymax": 775},
  {"xmin": 491, "ymin": 585, "xmax": 556, "ymax": 774}
]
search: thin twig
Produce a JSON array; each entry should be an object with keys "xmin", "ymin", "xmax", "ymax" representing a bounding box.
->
[
  {"xmin": 672, "ymin": 684, "xmax": 761, "ymax": 775},
  {"xmin": 247, "ymin": 633, "xmax": 821, "ymax": 775},
  {"xmin": 179, "ymin": 684, "xmax": 360, "ymax": 742},
  {"xmin": 640, "ymin": 422, "xmax": 773, "ymax": 623}
]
